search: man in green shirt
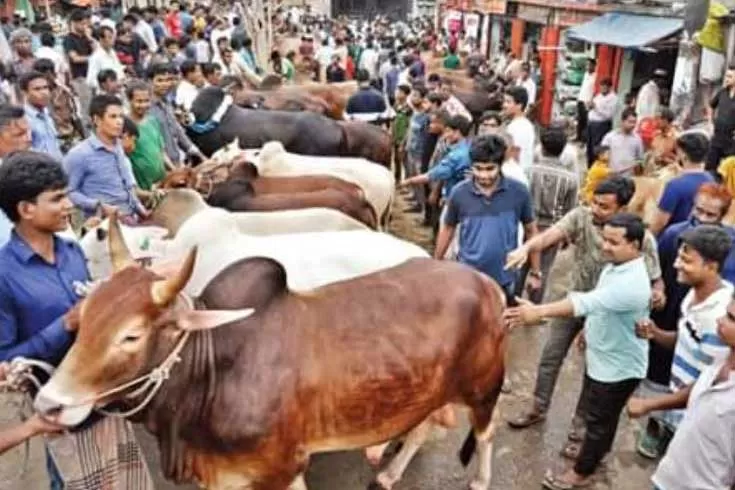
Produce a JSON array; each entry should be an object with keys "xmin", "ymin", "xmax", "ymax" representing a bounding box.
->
[
  {"xmin": 443, "ymin": 48, "xmax": 461, "ymax": 70},
  {"xmin": 125, "ymin": 80, "xmax": 174, "ymax": 191}
]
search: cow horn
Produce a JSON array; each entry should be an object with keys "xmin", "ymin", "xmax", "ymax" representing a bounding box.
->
[
  {"xmin": 108, "ymin": 212, "xmax": 134, "ymax": 272},
  {"xmin": 150, "ymin": 247, "xmax": 197, "ymax": 307}
]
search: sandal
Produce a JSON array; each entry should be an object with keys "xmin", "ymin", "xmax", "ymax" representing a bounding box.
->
[
  {"xmin": 542, "ymin": 472, "xmax": 592, "ymax": 490},
  {"xmin": 507, "ymin": 410, "xmax": 546, "ymax": 429},
  {"xmin": 560, "ymin": 441, "xmax": 581, "ymax": 460}
]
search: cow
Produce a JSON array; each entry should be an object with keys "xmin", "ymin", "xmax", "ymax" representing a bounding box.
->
[
  {"xmin": 35, "ymin": 218, "xmax": 507, "ymax": 490},
  {"xmin": 337, "ymin": 121, "xmax": 392, "ymax": 168},
  {"xmin": 242, "ymin": 141, "xmax": 395, "ymax": 227},
  {"xmin": 205, "ymin": 180, "xmax": 378, "ymax": 229}
]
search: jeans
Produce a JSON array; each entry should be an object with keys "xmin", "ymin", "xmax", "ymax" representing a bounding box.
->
[
  {"xmin": 47, "ymin": 447, "xmax": 64, "ymax": 490},
  {"xmin": 574, "ymin": 375, "xmax": 640, "ymax": 476},
  {"xmin": 533, "ymin": 316, "xmax": 585, "ymax": 414}
]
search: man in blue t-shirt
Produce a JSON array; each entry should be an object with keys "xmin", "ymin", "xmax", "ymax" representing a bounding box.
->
[
  {"xmin": 432, "ymin": 134, "xmax": 541, "ymax": 301},
  {"xmin": 650, "ymin": 132, "xmax": 714, "ymax": 236}
]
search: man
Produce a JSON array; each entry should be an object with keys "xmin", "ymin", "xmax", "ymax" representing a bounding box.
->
[
  {"xmin": 0, "ymin": 104, "xmax": 31, "ymax": 246},
  {"xmin": 631, "ymin": 225, "xmax": 733, "ymax": 461},
  {"xmin": 707, "ymin": 66, "xmax": 735, "ymax": 174},
  {"xmin": 504, "ymin": 86, "xmax": 535, "ymax": 173},
  {"xmin": 649, "ymin": 132, "xmax": 714, "ymax": 235},
  {"xmin": 86, "ymin": 25, "xmax": 125, "ymax": 92},
  {"xmin": 505, "ymin": 177, "xmax": 663, "ymax": 441},
  {"xmin": 442, "ymin": 48, "xmax": 460, "ymax": 70},
  {"xmin": 326, "ymin": 54, "xmax": 346, "ymax": 83},
  {"xmin": 435, "ymin": 134, "xmax": 539, "ymax": 300},
  {"xmin": 176, "ymin": 59, "xmax": 204, "ymax": 111},
  {"xmin": 147, "ymin": 63, "xmax": 203, "ymax": 164},
  {"xmin": 64, "ymin": 10, "xmax": 94, "ymax": 124},
  {"xmin": 123, "ymin": 11, "xmax": 157, "ymax": 56},
  {"xmin": 126, "ymin": 81, "xmax": 174, "ymax": 191},
  {"xmin": 524, "ymin": 125, "xmax": 579, "ymax": 302},
  {"xmin": 636, "ymin": 69, "xmax": 665, "ymax": 123},
  {"xmin": 627, "ymin": 292, "xmax": 735, "ymax": 490},
  {"xmin": 576, "ymin": 59, "xmax": 596, "ymax": 143},
  {"xmin": 164, "ymin": 2, "xmax": 182, "ymax": 39},
  {"xmin": 345, "ymin": 69, "xmax": 388, "ymax": 123},
  {"xmin": 585, "ymin": 77, "xmax": 617, "ymax": 166},
  {"xmin": 8, "ymin": 27, "xmax": 35, "ymax": 78},
  {"xmin": 648, "ymin": 107, "xmax": 678, "ymax": 170},
  {"xmin": 36, "ymin": 32, "xmax": 68, "ymax": 84},
  {"xmin": 401, "ymin": 114, "xmax": 473, "ymax": 206},
  {"xmin": 391, "ymin": 84, "xmax": 412, "ymax": 182},
  {"xmin": 359, "ymin": 39, "xmax": 379, "ymax": 81},
  {"xmin": 64, "ymin": 94, "xmax": 147, "ymax": 222},
  {"xmin": 438, "ymin": 78, "xmax": 472, "ymax": 123},
  {"xmin": 517, "ymin": 62, "xmax": 537, "ymax": 107},
  {"xmin": 505, "ymin": 213, "xmax": 652, "ymax": 490},
  {"xmin": 158, "ymin": 37, "xmax": 187, "ymax": 68},
  {"xmin": 601, "ymin": 108, "xmax": 644, "ymax": 175},
  {"xmin": 20, "ymin": 71, "xmax": 62, "ymax": 160},
  {"xmin": 202, "ymin": 62, "xmax": 222, "ymax": 87}
]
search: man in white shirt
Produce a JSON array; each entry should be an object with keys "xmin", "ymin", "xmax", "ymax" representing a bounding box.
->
[
  {"xmin": 175, "ymin": 60, "xmax": 204, "ymax": 111},
  {"xmin": 86, "ymin": 26, "xmax": 125, "ymax": 91},
  {"xmin": 517, "ymin": 62, "xmax": 537, "ymax": 107},
  {"xmin": 576, "ymin": 59, "xmax": 596, "ymax": 142},
  {"xmin": 504, "ymin": 85, "xmax": 536, "ymax": 173},
  {"xmin": 636, "ymin": 69, "xmax": 666, "ymax": 123},
  {"xmin": 125, "ymin": 12, "xmax": 157, "ymax": 55},
  {"xmin": 585, "ymin": 77, "xmax": 618, "ymax": 166},
  {"xmin": 439, "ymin": 78, "xmax": 472, "ymax": 123},
  {"xmin": 36, "ymin": 32, "xmax": 68, "ymax": 83},
  {"xmin": 359, "ymin": 40, "xmax": 379, "ymax": 81}
]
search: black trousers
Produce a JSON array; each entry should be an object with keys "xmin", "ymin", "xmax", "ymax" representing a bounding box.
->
[
  {"xmin": 574, "ymin": 375, "xmax": 640, "ymax": 476},
  {"xmin": 576, "ymin": 101, "xmax": 588, "ymax": 142},
  {"xmin": 706, "ymin": 136, "xmax": 734, "ymax": 175},
  {"xmin": 586, "ymin": 120, "xmax": 612, "ymax": 167}
]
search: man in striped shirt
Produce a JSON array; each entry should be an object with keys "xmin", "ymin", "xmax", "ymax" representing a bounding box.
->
[{"xmin": 629, "ymin": 225, "xmax": 733, "ymax": 458}]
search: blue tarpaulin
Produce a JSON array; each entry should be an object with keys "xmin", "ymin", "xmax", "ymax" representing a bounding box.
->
[{"xmin": 567, "ymin": 13, "xmax": 684, "ymax": 48}]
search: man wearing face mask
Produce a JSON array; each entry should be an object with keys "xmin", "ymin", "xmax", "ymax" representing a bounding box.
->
[
  {"xmin": 504, "ymin": 176, "xmax": 663, "ymax": 449},
  {"xmin": 433, "ymin": 134, "xmax": 540, "ymax": 301}
]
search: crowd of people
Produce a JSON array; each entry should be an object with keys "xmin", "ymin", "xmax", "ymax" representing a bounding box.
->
[{"xmin": 0, "ymin": 4, "xmax": 734, "ymax": 490}]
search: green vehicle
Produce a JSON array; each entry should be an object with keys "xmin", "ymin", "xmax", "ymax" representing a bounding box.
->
[{"xmin": 563, "ymin": 54, "xmax": 588, "ymax": 86}]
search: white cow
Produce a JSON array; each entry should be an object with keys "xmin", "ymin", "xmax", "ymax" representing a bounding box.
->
[{"xmin": 214, "ymin": 140, "xmax": 395, "ymax": 226}]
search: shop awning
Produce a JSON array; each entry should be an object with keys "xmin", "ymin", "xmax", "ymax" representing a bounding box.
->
[{"xmin": 567, "ymin": 13, "xmax": 684, "ymax": 48}]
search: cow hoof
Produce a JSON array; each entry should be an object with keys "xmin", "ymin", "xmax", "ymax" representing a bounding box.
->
[
  {"xmin": 370, "ymin": 471, "xmax": 397, "ymax": 490},
  {"xmin": 468, "ymin": 479, "xmax": 490, "ymax": 490}
]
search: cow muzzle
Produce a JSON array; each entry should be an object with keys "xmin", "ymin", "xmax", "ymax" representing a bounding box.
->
[{"xmin": 34, "ymin": 385, "xmax": 94, "ymax": 427}]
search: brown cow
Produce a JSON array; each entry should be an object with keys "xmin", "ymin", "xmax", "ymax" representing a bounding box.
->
[
  {"xmin": 337, "ymin": 121, "xmax": 392, "ymax": 168},
  {"xmin": 207, "ymin": 179, "xmax": 378, "ymax": 229},
  {"xmin": 231, "ymin": 86, "xmax": 333, "ymax": 118},
  {"xmin": 35, "ymin": 218, "xmax": 507, "ymax": 490}
]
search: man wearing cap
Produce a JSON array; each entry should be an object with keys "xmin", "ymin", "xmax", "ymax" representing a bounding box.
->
[{"xmin": 636, "ymin": 69, "xmax": 666, "ymax": 123}]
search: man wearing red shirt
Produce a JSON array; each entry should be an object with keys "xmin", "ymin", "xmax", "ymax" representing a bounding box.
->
[{"xmin": 164, "ymin": 2, "xmax": 182, "ymax": 39}]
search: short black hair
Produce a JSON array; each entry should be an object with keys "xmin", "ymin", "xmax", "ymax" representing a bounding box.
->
[
  {"xmin": 605, "ymin": 213, "xmax": 646, "ymax": 250},
  {"xmin": 122, "ymin": 117, "xmax": 138, "ymax": 138},
  {"xmin": 427, "ymin": 73, "xmax": 441, "ymax": 84},
  {"xmin": 479, "ymin": 111, "xmax": 502, "ymax": 126},
  {"xmin": 97, "ymin": 68, "xmax": 118, "ymax": 86},
  {"xmin": 679, "ymin": 225, "xmax": 733, "ymax": 271},
  {"xmin": 164, "ymin": 36, "xmax": 179, "ymax": 48},
  {"xmin": 412, "ymin": 85, "xmax": 428, "ymax": 99},
  {"xmin": 659, "ymin": 107, "xmax": 675, "ymax": 123},
  {"xmin": 356, "ymin": 68, "xmax": 370, "ymax": 83},
  {"xmin": 0, "ymin": 151, "xmax": 68, "ymax": 222},
  {"xmin": 32, "ymin": 58, "xmax": 55, "ymax": 74},
  {"xmin": 600, "ymin": 77, "xmax": 613, "ymax": 87},
  {"xmin": 470, "ymin": 134, "xmax": 507, "ymax": 165},
  {"xmin": 429, "ymin": 108, "xmax": 451, "ymax": 124},
  {"xmin": 446, "ymin": 114, "xmax": 471, "ymax": 136},
  {"xmin": 19, "ymin": 71, "xmax": 47, "ymax": 92},
  {"xmin": 676, "ymin": 132, "xmax": 710, "ymax": 164},
  {"xmin": 125, "ymin": 79, "xmax": 150, "ymax": 100},
  {"xmin": 539, "ymin": 126, "xmax": 567, "ymax": 157},
  {"xmin": 40, "ymin": 31, "xmax": 54, "ymax": 47},
  {"xmin": 180, "ymin": 60, "xmax": 199, "ymax": 78},
  {"xmin": 0, "ymin": 104, "xmax": 25, "ymax": 133},
  {"xmin": 427, "ymin": 92, "xmax": 443, "ymax": 106},
  {"xmin": 202, "ymin": 62, "xmax": 221, "ymax": 77},
  {"xmin": 89, "ymin": 93, "xmax": 123, "ymax": 119},
  {"xmin": 594, "ymin": 176, "xmax": 636, "ymax": 207},
  {"xmin": 69, "ymin": 8, "xmax": 89, "ymax": 22},
  {"xmin": 147, "ymin": 62, "xmax": 175, "ymax": 80},
  {"xmin": 505, "ymin": 86, "xmax": 528, "ymax": 111},
  {"xmin": 97, "ymin": 24, "xmax": 114, "ymax": 39},
  {"xmin": 397, "ymin": 84, "xmax": 411, "ymax": 96},
  {"xmin": 621, "ymin": 107, "xmax": 637, "ymax": 121}
]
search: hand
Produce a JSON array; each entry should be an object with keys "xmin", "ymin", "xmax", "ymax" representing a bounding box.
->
[
  {"xmin": 626, "ymin": 397, "xmax": 650, "ymax": 419},
  {"xmin": 505, "ymin": 246, "xmax": 529, "ymax": 270},
  {"xmin": 635, "ymin": 318, "xmax": 656, "ymax": 340},
  {"xmin": 575, "ymin": 331, "xmax": 586, "ymax": 352},
  {"xmin": 503, "ymin": 297, "xmax": 541, "ymax": 329},
  {"xmin": 525, "ymin": 274, "xmax": 542, "ymax": 294},
  {"xmin": 427, "ymin": 190, "xmax": 440, "ymax": 207},
  {"xmin": 64, "ymin": 304, "xmax": 81, "ymax": 332},
  {"xmin": 26, "ymin": 414, "xmax": 66, "ymax": 436},
  {"xmin": 651, "ymin": 289, "xmax": 666, "ymax": 310},
  {"xmin": 397, "ymin": 178, "xmax": 413, "ymax": 189},
  {"xmin": 0, "ymin": 361, "xmax": 10, "ymax": 381},
  {"xmin": 99, "ymin": 203, "xmax": 119, "ymax": 218}
]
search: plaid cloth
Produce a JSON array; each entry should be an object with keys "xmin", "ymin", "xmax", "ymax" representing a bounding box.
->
[{"xmin": 46, "ymin": 417, "xmax": 154, "ymax": 490}]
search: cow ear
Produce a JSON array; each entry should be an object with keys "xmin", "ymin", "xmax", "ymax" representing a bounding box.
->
[{"xmin": 176, "ymin": 309, "xmax": 255, "ymax": 331}]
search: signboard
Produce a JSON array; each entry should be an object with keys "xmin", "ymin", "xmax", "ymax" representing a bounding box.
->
[
  {"xmin": 556, "ymin": 9, "xmax": 597, "ymax": 27},
  {"xmin": 518, "ymin": 4, "xmax": 549, "ymax": 24},
  {"xmin": 464, "ymin": 12, "xmax": 481, "ymax": 39},
  {"xmin": 474, "ymin": 0, "xmax": 507, "ymax": 15}
]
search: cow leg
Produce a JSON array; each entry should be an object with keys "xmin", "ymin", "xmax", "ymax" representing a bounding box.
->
[
  {"xmin": 373, "ymin": 421, "xmax": 431, "ymax": 490},
  {"xmin": 364, "ymin": 441, "xmax": 391, "ymax": 467},
  {"xmin": 467, "ymin": 387, "xmax": 502, "ymax": 490},
  {"xmin": 288, "ymin": 474, "xmax": 308, "ymax": 490}
]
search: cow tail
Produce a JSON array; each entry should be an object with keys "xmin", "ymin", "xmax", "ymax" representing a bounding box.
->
[
  {"xmin": 459, "ymin": 431, "xmax": 477, "ymax": 466},
  {"xmin": 337, "ymin": 121, "xmax": 351, "ymax": 157}
]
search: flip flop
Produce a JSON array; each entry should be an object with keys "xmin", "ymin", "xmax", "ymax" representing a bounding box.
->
[
  {"xmin": 507, "ymin": 411, "xmax": 546, "ymax": 429},
  {"xmin": 542, "ymin": 472, "xmax": 593, "ymax": 490}
]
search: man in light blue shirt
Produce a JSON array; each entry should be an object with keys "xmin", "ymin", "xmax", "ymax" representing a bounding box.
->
[
  {"xmin": 64, "ymin": 94, "xmax": 146, "ymax": 222},
  {"xmin": 0, "ymin": 104, "xmax": 33, "ymax": 246},
  {"xmin": 505, "ymin": 212, "xmax": 651, "ymax": 490},
  {"xmin": 20, "ymin": 71, "xmax": 62, "ymax": 160}
]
